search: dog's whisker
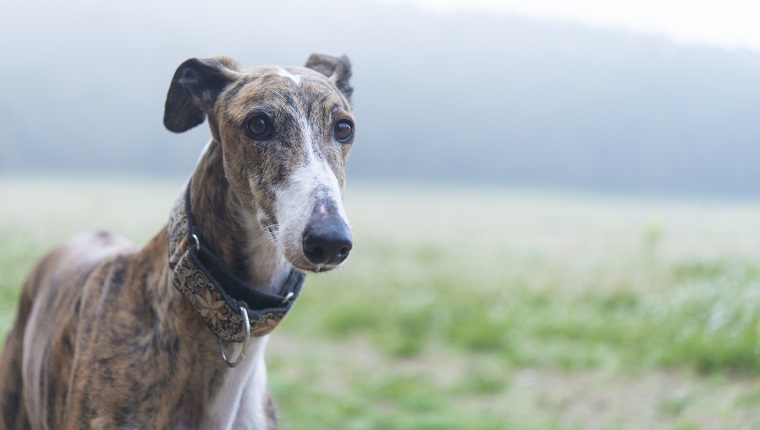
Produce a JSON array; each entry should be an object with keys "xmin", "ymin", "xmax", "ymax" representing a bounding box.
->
[{"xmin": 257, "ymin": 224, "xmax": 279, "ymax": 245}]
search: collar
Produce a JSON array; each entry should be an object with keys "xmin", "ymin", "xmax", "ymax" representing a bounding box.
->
[{"xmin": 167, "ymin": 182, "xmax": 305, "ymax": 344}]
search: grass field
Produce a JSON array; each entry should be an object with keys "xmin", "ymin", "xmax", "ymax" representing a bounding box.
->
[{"xmin": 1, "ymin": 176, "xmax": 760, "ymax": 429}]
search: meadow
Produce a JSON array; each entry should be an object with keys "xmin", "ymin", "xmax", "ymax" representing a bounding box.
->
[{"xmin": 1, "ymin": 176, "xmax": 760, "ymax": 429}]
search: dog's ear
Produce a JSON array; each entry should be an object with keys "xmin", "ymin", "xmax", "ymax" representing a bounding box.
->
[
  {"xmin": 305, "ymin": 53, "xmax": 353, "ymax": 102},
  {"xmin": 164, "ymin": 57, "xmax": 242, "ymax": 133}
]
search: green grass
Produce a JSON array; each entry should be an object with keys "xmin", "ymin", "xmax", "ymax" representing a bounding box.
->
[
  {"xmin": 292, "ymin": 239, "xmax": 760, "ymax": 375},
  {"xmin": 2, "ymin": 176, "xmax": 760, "ymax": 429}
]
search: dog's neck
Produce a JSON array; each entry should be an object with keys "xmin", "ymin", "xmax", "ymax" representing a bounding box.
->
[
  {"xmin": 188, "ymin": 140, "xmax": 291, "ymax": 295},
  {"xmin": 145, "ymin": 139, "xmax": 288, "ymax": 428}
]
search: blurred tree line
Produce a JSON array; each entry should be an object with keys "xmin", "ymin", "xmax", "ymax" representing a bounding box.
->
[{"xmin": 1, "ymin": 0, "xmax": 758, "ymax": 197}]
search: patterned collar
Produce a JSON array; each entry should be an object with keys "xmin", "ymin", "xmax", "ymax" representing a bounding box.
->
[{"xmin": 167, "ymin": 182, "xmax": 305, "ymax": 345}]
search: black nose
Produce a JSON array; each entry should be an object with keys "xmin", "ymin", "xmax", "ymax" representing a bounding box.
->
[{"xmin": 302, "ymin": 220, "xmax": 353, "ymax": 266}]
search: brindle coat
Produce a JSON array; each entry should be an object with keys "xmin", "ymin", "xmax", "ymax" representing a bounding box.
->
[{"xmin": 0, "ymin": 53, "xmax": 355, "ymax": 429}]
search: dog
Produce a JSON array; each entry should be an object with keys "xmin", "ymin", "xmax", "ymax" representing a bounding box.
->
[{"xmin": 0, "ymin": 53, "xmax": 355, "ymax": 429}]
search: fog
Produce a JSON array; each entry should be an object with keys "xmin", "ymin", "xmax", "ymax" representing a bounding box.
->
[{"xmin": 1, "ymin": 0, "xmax": 758, "ymax": 197}]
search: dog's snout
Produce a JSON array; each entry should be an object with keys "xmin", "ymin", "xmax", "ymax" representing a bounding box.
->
[{"xmin": 302, "ymin": 220, "xmax": 352, "ymax": 266}]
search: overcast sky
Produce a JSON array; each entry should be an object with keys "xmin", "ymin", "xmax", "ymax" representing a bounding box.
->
[{"xmin": 370, "ymin": 0, "xmax": 760, "ymax": 52}]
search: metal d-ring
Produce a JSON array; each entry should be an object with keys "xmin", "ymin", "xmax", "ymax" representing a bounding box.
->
[
  {"xmin": 219, "ymin": 305, "xmax": 250, "ymax": 368},
  {"xmin": 281, "ymin": 291, "xmax": 294, "ymax": 304},
  {"xmin": 190, "ymin": 234, "xmax": 200, "ymax": 253}
]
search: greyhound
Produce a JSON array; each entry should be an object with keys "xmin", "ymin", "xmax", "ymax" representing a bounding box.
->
[{"xmin": 0, "ymin": 53, "xmax": 355, "ymax": 429}]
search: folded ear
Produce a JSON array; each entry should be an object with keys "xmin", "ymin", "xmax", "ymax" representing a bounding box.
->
[
  {"xmin": 304, "ymin": 53, "xmax": 353, "ymax": 102},
  {"xmin": 164, "ymin": 56, "xmax": 242, "ymax": 133}
]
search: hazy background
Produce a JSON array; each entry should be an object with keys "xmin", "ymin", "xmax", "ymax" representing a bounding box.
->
[
  {"xmin": 1, "ymin": 0, "xmax": 758, "ymax": 198},
  {"xmin": 2, "ymin": 2, "xmax": 760, "ymax": 428}
]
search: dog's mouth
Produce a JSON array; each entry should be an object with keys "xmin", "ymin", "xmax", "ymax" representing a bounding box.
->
[
  {"xmin": 285, "ymin": 250, "xmax": 347, "ymax": 274},
  {"xmin": 299, "ymin": 264, "xmax": 340, "ymax": 274}
]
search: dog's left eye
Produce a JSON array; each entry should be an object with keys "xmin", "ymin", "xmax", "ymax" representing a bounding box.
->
[
  {"xmin": 246, "ymin": 114, "xmax": 273, "ymax": 140},
  {"xmin": 334, "ymin": 119, "xmax": 354, "ymax": 143}
]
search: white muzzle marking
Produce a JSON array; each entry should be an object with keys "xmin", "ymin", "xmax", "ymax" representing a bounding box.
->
[{"xmin": 273, "ymin": 123, "xmax": 348, "ymax": 271}]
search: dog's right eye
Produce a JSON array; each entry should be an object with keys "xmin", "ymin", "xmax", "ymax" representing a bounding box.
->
[
  {"xmin": 246, "ymin": 114, "xmax": 273, "ymax": 140},
  {"xmin": 333, "ymin": 119, "xmax": 354, "ymax": 143}
]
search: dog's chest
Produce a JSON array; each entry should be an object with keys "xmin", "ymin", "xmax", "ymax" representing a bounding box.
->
[{"xmin": 201, "ymin": 336, "xmax": 272, "ymax": 430}]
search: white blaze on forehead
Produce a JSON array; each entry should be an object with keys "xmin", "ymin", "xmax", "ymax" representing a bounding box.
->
[
  {"xmin": 277, "ymin": 117, "xmax": 346, "ymax": 221},
  {"xmin": 300, "ymin": 120, "xmax": 347, "ymax": 218},
  {"xmin": 277, "ymin": 67, "xmax": 303, "ymax": 85}
]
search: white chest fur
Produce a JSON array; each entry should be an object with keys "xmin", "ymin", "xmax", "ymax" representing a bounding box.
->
[{"xmin": 203, "ymin": 335, "xmax": 271, "ymax": 430}]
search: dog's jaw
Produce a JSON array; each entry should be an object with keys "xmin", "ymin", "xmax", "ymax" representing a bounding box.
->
[{"xmin": 241, "ymin": 207, "xmax": 292, "ymax": 295}]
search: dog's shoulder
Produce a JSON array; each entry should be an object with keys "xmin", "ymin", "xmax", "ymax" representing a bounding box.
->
[{"xmin": 22, "ymin": 230, "xmax": 135, "ymax": 301}]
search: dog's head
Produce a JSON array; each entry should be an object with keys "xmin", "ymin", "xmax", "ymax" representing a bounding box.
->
[{"xmin": 164, "ymin": 53, "xmax": 355, "ymax": 273}]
